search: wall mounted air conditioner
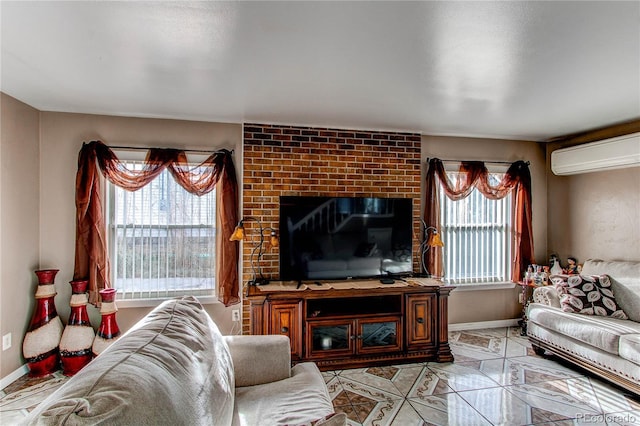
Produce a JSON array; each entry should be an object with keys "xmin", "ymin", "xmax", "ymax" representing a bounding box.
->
[{"xmin": 551, "ymin": 132, "xmax": 640, "ymax": 175}]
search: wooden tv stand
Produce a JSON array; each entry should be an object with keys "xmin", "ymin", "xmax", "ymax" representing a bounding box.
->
[{"xmin": 245, "ymin": 278, "xmax": 455, "ymax": 370}]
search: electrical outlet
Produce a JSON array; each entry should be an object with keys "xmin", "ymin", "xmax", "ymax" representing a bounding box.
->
[
  {"xmin": 518, "ymin": 293, "xmax": 524, "ymax": 304},
  {"xmin": 232, "ymin": 309, "xmax": 240, "ymax": 322},
  {"xmin": 2, "ymin": 333, "xmax": 11, "ymax": 351}
]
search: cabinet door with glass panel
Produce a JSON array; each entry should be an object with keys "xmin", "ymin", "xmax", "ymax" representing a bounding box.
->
[
  {"xmin": 356, "ymin": 316, "xmax": 402, "ymax": 355},
  {"xmin": 306, "ymin": 319, "xmax": 354, "ymax": 358},
  {"xmin": 306, "ymin": 316, "xmax": 402, "ymax": 358}
]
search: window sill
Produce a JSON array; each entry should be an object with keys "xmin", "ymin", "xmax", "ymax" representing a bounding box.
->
[
  {"xmin": 116, "ymin": 295, "xmax": 220, "ymax": 309},
  {"xmin": 448, "ymin": 282, "xmax": 516, "ymax": 292}
]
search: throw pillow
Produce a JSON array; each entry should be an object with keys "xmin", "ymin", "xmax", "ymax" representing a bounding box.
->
[{"xmin": 553, "ymin": 274, "xmax": 628, "ymax": 319}]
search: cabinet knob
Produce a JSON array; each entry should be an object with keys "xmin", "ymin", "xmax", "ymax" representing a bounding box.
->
[
  {"xmin": 416, "ymin": 317, "xmax": 424, "ymax": 324},
  {"xmin": 281, "ymin": 326, "xmax": 289, "ymax": 333},
  {"xmin": 350, "ymin": 335, "xmax": 356, "ymax": 340}
]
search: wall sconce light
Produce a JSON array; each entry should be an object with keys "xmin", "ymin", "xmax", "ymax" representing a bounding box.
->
[
  {"xmin": 418, "ymin": 220, "xmax": 444, "ymax": 277},
  {"xmin": 230, "ymin": 217, "xmax": 279, "ymax": 285}
]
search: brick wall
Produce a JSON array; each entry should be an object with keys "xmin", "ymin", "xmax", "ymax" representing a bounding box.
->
[{"xmin": 241, "ymin": 123, "xmax": 422, "ymax": 333}]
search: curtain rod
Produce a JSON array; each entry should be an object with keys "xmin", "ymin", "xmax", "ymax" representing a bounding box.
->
[
  {"xmin": 107, "ymin": 145, "xmax": 234, "ymax": 155},
  {"xmin": 426, "ymin": 157, "xmax": 530, "ymax": 166}
]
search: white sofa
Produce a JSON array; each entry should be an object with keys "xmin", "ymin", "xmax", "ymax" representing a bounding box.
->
[
  {"xmin": 24, "ymin": 296, "xmax": 346, "ymax": 425},
  {"xmin": 527, "ymin": 259, "xmax": 640, "ymax": 396}
]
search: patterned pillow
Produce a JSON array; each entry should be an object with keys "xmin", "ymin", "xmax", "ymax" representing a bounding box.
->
[{"xmin": 553, "ymin": 274, "xmax": 628, "ymax": 319}]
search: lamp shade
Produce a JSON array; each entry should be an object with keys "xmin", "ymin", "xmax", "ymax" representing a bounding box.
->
[
  {"xmin": 427, "ymin": 231, "xmax": 444, "ymax": 247},
  {"xmin": 229, "ymin": 224, "xmax": 245, "ymax": 241}
]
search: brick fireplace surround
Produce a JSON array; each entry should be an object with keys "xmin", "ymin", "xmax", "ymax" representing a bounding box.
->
[{"xmin": 240, "ymin": 123, "xmax": 422, "ymax": 333}]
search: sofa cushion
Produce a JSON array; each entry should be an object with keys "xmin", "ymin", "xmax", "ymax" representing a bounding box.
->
[
  {"xmin": 619, "ymin": 334, "xmax": 640, "ymax": 366},
  {"xmin": 581, "ymin": 259, "xmax": 640, "ymax": 322},
  {"xmin": 233, "ymin": 362, "xmax": 334, "ymax": 426},
  {"xmin": 527, "ymin": 303, "xmax": 640, "ymax": 354},
  {"xmin": 553, "ymin": 274, "xmax": 628, "ymax": 319},
  {"xmin": 25, "ymin": 296, "xmax": 235, "ymax": 426},
  {"xmin": 225, "ymin": 335, "xmax": 291, "ymax": 387}
]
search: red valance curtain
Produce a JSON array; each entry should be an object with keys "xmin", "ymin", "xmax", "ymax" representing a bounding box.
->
[
  {"xmin": 423, "ymin": 158, "xmax": 534, "ymax": 282},
  {"xmin": 74, "ymin": 140, "xmax": 239, "ymax": 306}
]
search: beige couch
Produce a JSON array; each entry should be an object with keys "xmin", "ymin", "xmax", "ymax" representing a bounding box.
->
[
  {"xmin": 527, "ymin": 259, "xmax": 640, "ymax": 396},
  {"xmin": 24, "ymin": 296, "xmax": 346, "ymax": 425}
]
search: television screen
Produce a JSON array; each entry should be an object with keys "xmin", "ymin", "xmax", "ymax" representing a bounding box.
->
[{"xmin": 279, "ymin": 196, "xmax": 413, "ymax": 281}]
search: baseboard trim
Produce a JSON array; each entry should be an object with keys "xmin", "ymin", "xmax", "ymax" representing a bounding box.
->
[
  {"xmin": 1, "ymin": 364, "xmax": 28, "ymax": 390},
  {"xmin": 449, "ymin": 318, "xmax": 520, "ymax": 331}
]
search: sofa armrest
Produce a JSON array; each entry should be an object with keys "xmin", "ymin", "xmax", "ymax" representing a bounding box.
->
[
  {"xmin": 224, "ymin": 335, "xmax": 291, "ymax": 387},
  {"xmin": 532, "ymin": 286, "xmax": 561, "ymax": 308}
]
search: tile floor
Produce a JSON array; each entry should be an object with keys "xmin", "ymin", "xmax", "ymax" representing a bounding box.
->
[{"xmin": 1, "ymin": 326, "xmax": 639, "ymax": 425}]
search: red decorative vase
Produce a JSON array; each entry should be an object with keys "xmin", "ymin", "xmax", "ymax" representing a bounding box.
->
[
  {"xmin": 92, "ymin": 288, "xmax": 121, "ymax": 356},
  {"xmin": 22, "ymin": 269, "xmax": 64, "ymax": 377},
  {"xmin": 59, "ymin": 280, "xmax": 94, "ymax": 375}
]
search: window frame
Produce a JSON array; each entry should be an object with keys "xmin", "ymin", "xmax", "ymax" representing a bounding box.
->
[
  {"xmin": 105, "ymin": 150, "xmax": 219, "ymax": 307},
  {"xmin": 438, "ymin": 163, "xmax": 514, "ymax": 289}
]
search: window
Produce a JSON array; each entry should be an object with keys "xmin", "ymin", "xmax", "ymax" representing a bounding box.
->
[
  {"xmin": 107, "ymin": 160, "xmax": 216, "ymax": 300},
  {"xmin": 439, "ymin": 171, "xmax": 512, "ymax": 285}
]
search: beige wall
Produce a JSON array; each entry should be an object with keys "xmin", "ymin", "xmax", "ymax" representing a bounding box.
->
[
  {"xmin": 0, "ymin": 94, "xmax": 41, "ymax": 377},
  {"xmin": 547, "ymin": 150, "xmax": 640, "ymax": 263},
  {"xmin": 422, "ymin": 135, "xmax": 548, "ymax": 324},
  {"xmin": 37, "ymin": 112, "xmax": 242, "ymax": 336}
]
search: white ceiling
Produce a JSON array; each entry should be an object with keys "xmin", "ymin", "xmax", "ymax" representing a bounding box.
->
[{"xmin": 1, "ymin": 1, "xmax": 639, "ymax": 141}]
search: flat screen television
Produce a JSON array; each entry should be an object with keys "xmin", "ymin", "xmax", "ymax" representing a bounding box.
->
[{"xmin": 279, "ymin": 196, "xmax": 413, "ymax": 281}]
